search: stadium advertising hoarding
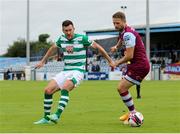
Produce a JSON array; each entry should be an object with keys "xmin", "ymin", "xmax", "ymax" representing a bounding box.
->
[
  {"xmin": 87, "ymin": 72, "xmax": 108, "ymax": 80},
  {"xmin": 164, "ymin": 63, "xmax": 180, "ymax": 80},
  {"xmin": 109, "ymin": 71, "xmax": 122, "ymax": 80},
  {"xmin": 164, "ymin": 63, "xmax": 180, "ymax": 75}
]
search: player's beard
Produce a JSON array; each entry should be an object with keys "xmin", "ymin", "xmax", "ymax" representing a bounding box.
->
[
  {"xmin": 118, "ymin": 26, "xmax": 125, "ymax": 32},
  {"xmin": 119, "ymin": 28, "xmax": 124, "ymax": 32},
  {"xmin": 115, "ymin": 26, "xmax": 124, "ymax": 32}
]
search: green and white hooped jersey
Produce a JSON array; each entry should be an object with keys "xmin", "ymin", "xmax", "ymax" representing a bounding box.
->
[{"xmin": 56, "ymin": 34, "xmax": 93, "ymax": 73}]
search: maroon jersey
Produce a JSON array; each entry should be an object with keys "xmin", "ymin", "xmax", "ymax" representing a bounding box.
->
[{"xmin": 119, "ymin": 26, "xmax": 150, "ymax": 84}]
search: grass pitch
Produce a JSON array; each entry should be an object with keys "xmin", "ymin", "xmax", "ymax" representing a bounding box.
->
[{"xmin": 0, "ymin": 80, "xmax": 180, "ymax": 133}]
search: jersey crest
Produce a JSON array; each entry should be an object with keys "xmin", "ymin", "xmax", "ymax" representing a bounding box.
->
[{"xmin": 66, "ymin": 46, "xmax": 74, "ymax": 54}]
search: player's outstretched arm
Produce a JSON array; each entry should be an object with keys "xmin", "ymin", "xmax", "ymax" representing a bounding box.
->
[
  {"xmin": 91, "ymin": 41, "xmax": 115, "ymax": 68},
  {"xmin": 35, "ymin": 44, "xmax": 57, "ymax": 69}
]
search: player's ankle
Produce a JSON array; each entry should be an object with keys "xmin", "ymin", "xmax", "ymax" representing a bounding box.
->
[
  {"xmin": 130, "ymin": 110, "xmax": 136, "ymax": 114},
  {"xmin": 44, "ymin": 116, "xmax": 50, "ymax": 120},
  {"xmin": 54, "ymin": 112, "xmax": 60, "ymax": 118}
]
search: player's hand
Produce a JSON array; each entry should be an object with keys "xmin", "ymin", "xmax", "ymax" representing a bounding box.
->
[
  {"xmin": 109, "ymin": 60, "xmax": 116, "ymax": 69},
  {"xmin": 35, "ymin": 61, "xmax": 45, "ymax": 69},
  {"xmin": 110, "ymin": 46, "xmax": 117, "ymax": 53}
]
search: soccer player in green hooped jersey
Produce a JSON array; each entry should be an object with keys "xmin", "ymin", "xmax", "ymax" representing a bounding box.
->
[{"xmin": 34, "ymin": 20, "xmax": 115, "ymax": 124}]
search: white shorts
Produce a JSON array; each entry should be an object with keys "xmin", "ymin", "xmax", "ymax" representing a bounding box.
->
[{"xmin": 52, "ymin": 70, "xmax": 84, "ymax": 89}]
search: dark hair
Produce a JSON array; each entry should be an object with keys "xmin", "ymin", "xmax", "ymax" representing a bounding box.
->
[
  {"xmin": 62, "ymin": 20, "xmax": 74, "ymax": 27},
  {"xmin": 112, "ymin": 11, "xmax": 126, "ymax": 22}
]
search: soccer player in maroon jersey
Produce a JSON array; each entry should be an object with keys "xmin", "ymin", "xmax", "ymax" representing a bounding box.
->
[{"xmin": 110, "ymin": 11, "xmax": 150, "ymax": 124}]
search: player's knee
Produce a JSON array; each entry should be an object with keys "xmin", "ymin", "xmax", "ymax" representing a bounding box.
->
[
  {"xmin": 44, "ymin": 88, "xmax": 53, "ymax": 95},
  {"xmin": 117, "ymin": 85, "xmax": 126, "ymax": 94},
  {"xmin": 117, "ymin": 87, "xmax": 122, "ymax": 93},
  {"xmin": 62, "ymin": 80, "xmax": 74, "ymax": 91}
]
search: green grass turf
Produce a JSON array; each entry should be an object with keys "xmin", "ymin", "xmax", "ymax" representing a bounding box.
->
[{"xmin": 0, "ymin": 80, "xmax": 180, "ymax": 133}]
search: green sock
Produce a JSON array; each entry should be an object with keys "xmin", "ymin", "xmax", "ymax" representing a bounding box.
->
[
  {"xmin": 44, "ymin": 93, "xmax": 53, "ymax": 119},
  {"xmin": 55, "ymin": 89, "xmax": 69, "ymax": 118}
]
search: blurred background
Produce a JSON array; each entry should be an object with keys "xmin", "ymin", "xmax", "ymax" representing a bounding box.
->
[{"xmin": 0, "ymin": 0, "xmax": 180, "ymax": 81}]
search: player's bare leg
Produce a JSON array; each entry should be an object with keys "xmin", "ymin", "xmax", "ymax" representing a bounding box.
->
[
  {"xmin": 117, "ymin": 78, "xmax": 135, "ymax": 124},
  {"xmin": 34, "ymin": 80, "xmax": 60, "ymax": 124},
  {"xmin": 47, "ymin": 79, "xmax": 74, "ymax": 124}
]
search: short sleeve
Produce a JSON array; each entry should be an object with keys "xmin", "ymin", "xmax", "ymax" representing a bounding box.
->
[
  {"xmin": 83, "ymin": 35, "xmax": 93, "ymax": 47},
  {"xmin": 123, "ymin": 32, "xmax": 136, "ymax": 48},
  {"xmin": 55, "ymin": 37, "xmax": 62, "ymax": 48}
]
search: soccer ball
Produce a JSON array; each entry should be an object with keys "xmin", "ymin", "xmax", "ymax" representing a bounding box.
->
[{"xmin": 128, "ymin": 112, "xmax": 144, "ymax": 127}]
